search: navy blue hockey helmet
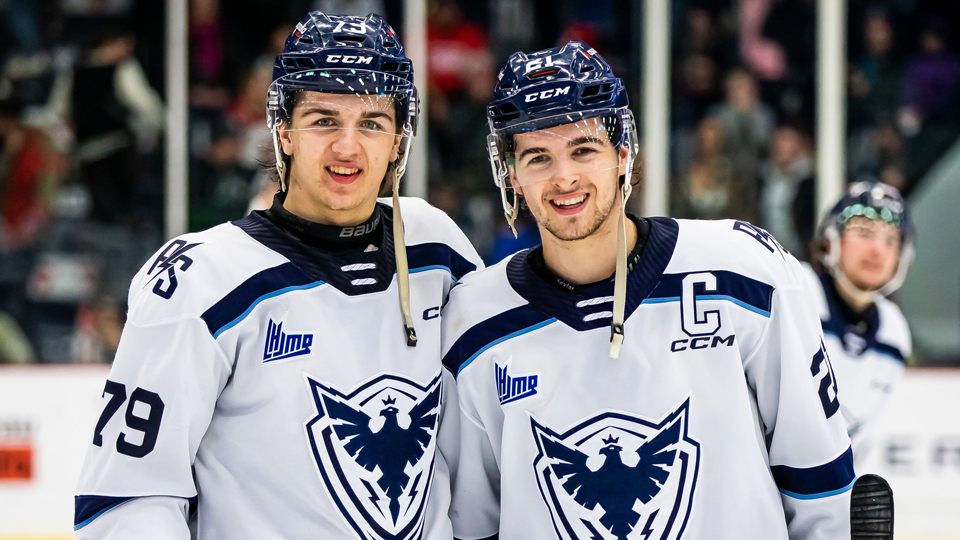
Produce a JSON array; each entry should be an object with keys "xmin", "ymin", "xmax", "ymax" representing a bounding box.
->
[
  {"xmin": 817, "ymin": 181, "xmax": 915, "ymax": 295},
  {"xmin": 267, "ymin": 12, "xmax": 418, "ymax": 135},
  {"xmin": 488, "ymin": 41, "xmax": 629, "ymax": 137}
]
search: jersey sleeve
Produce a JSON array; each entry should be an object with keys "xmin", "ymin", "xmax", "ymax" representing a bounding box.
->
[
  {"xmin": 74, "ymin": 496, "xmax": 193, "ymax": 540},
  {"xmin": 743, "ymin": 260, "xmax": 855, "ymax": 539},
  {"xmin": 74, "ymin": 310, "xmax": 231, "ymax": 533}
]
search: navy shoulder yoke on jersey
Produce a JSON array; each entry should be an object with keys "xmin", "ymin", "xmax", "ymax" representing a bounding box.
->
[{"xmin": 130, "ymin": 197, "xmax": 478, "ymax": 340}]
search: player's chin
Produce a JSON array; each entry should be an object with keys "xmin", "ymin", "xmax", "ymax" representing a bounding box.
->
[
  {"xmin": 324, "ymin": 182, "xmax": 377, "ymax": 210},
  {"xmin": 849, "ymin": 273, "xmax": 887, "ymax": 292},
  {"xmin": 545, "ymin": 216, "xmax": 597, "ymax": 242}
]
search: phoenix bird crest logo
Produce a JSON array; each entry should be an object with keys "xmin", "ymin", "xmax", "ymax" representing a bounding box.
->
[
  {"xmin": 305, "ymin": 371, "xmax": 443, "ymax": 540},
  {"xmin": 531, "ymin": 399, "xmax": 700, "ymax": 540}
]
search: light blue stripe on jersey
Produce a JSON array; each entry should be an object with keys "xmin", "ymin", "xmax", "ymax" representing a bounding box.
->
[
  {"xmin": 213, "ymin": 281, "xmax": 325, "ymax": 339},
  {"xmin": 771, "ymin": 446, "xmax": 855, "ymax": 498},
  {"xmin": 442, "ymin": 305, "xmax": 557, "ymax": 377},
  {"xmin": 778, "ymin": 478, "xmax": 856, "ymax": 500},
  {"xmin": 696, "ymin": 294, "xmax": 771, "ymax": 317},
  {"xmin": 458, "ymin": 318, "xmax": 557, "ymax": 374},
  {"xmin": 75, "ymin": 496, "xmax": 134, "ymax": 530},
  {"xmin": 640, "ymin": 295, "xmax": 771, "ymax": 318},
  {"xmin": 641, "ymin": 296, "xmax": 680, "ymax": 304}
]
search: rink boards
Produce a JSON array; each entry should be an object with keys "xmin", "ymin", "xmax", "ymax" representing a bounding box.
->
[{"xmin": 0, "ymin": 365, "xmax": 957, "ymax": 539}]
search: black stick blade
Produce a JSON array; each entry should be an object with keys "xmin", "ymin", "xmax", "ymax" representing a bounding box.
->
[{"xmin": 851, "ymin": 474, "xmax": 894, "ymax": 540}]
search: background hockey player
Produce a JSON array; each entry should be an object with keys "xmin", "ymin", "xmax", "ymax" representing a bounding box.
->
[
  {"xmin": 805, "ymin": 181, "xmax": 914, "ymax": 463},
  {"xmin": 442, "ymin": 41, "xmax": 854, "ymax": 540},
  {"xmin": 74, "ymin": 12, "xmax": 481, "ymax": 539}
]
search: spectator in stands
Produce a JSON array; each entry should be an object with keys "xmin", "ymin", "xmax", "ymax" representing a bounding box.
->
[
  {"xmin": 673, "ymin": 115, "xmax": 755, "ymax": 222},
  {"xmin": 708, "ymin": 67, "xmax": 774, "ymax": 200},
  {"xmin": 190, "ymin": 0, "xmax": 224, "ymax": 87},
  {"xmin": 0, "ymin": 97, "xmax": 59, "ymax": 250},
  {"xmin": 898, "ymin": 17, "xmax": 960, "ymax": 129},
  {"xmin": 427, "ymin": 0, "xmax": 496, "ymax": 247},
  {"xmin": 897, "ymin": 15, "xmax": 960, "ymax": 196},
  {"xmin": 760, "ymin": 124, "xmax": 815, "ymax": 260},
  {"xmin": 849, "ymin": 10, "xmax": 902, "ymax": 130},
  {"xmin": 71, "ymin": 30, "xmax": 163, "ymax": 226},
  {"xmin": 428, "ymin": 0, "xmax": 490, "ymax": 100}
]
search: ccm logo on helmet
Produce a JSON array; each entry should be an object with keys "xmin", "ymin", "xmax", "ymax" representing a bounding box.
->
[
  {"xmin": 524, "ymin": 86, "xmax": 571, "ymax": 102},
  {"xmin": 325, "ymin": 55, "xmax": 374, "ymax": 65}
]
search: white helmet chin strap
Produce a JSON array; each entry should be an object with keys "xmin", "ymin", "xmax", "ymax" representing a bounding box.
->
[
  {"xmin": 392, "ymin": 129, "xmax": 418, "ymax": 347},
  {"xmin": 832, "ymin": 268, "xmax": 879, "ymax": 306},
  {"xmin": 609, "ymin": 110, "xmax": 638, "ymax": 359},
  {"xmin": 609, "ymin": 175, "xmax": 632, "ymax": 358}
]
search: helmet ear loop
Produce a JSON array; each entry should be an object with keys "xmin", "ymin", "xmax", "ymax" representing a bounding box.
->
[
  {"xmin": 488, "ymin": 133, "xmax": 519, "ymax": 238},
  {"xmin": 272, "ymin": 128, "xmax": 288, "ymax": 192},
  {"xmin": 392, "ymin": 123, "xmax": 414, "ymax": 182},
  {"xmin": 877, "ymin": 238, "xmax": 914, "ymax": 297},
  {"xmin": 822, "ymin": 225, "xmax": 842, "ymax": 273},
  {"xmin": 503, "ymin": 155, "xmax": 520, "ymax": 238}
]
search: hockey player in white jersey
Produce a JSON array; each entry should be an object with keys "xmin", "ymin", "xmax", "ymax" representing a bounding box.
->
[
  {"xmin": 75, "ymin": 12, "xmax": 481, "ymax": 540},
  {"xmin": 442, "ymin": 41, "xmax": 854, "ymax": 540},
  {"xmin": 803, "ymin": 182, "xmax": 913, "ymax": 463}
]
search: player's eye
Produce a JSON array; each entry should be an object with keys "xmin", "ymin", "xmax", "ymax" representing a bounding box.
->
[
  {"xmin": 314, "ymin": 117, "xmax": 338, "ymax": 128},
  {"xmin": 359, "ymin": 120, "xmax": 384, "ymax": 131},
  {"xmin": 525, "ymin": 154, "xmax": 549, "ymax": 166},
  {"xmin": 572, "ymin": 146, "xmax": 598, "ymax": 158}
]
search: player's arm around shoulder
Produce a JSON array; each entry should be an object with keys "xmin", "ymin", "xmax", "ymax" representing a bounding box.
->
[
  {"xmin": 75, "ymin": 226, "xmax": 276, "ymax": 538},
  {"xmin": 704, "ymin": 220, "xmax": 854, "ymax": 539}
]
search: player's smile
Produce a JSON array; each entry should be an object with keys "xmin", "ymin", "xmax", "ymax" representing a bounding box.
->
[
  {"xmin": 549, "ymin": 192, "xmax": 589, "ymax": 215},
  {"xmin": 326, "ymin": 162, "xmax": 363, "ymax": 185}
]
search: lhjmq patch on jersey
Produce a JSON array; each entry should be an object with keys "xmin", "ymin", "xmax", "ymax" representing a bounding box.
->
[
  {"xmin": 304, "ymin": 371, "xmax": 443, "ymax": 540},
  {"xmin": 531, "ymin": 399, "xmax": 700, "ymax": 540}
]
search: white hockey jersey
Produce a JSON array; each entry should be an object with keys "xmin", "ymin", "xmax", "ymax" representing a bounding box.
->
[
  {"xmin": 801, "ymin": 263, "xmax": 910, "ymax": 462},
  {"xmin": 442, "ymin": 218, "xmax": 854, "ymax": 540},
  {"xmin": 75, "ymin": 197, "xmax": 482, "ymax": 540}
]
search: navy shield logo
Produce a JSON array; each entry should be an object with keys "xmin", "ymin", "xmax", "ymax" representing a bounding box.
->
[
  {"xmin": 530, "ymin": 399, "xmax": 700, "ymax": 540},
  {"xmin": 304, "ymin": 371, "xmax": 443, "ymax": 540}
]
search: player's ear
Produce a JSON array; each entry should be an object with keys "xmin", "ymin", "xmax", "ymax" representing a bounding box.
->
[
  {"xmin": 390, "ymin": 134, "xmax": 401, "ymax": 163},
  {"xmin": 617, "ymin": 144, "xmax": 629, "ymax": 176},
  {"xmin": 508, "ymin": 166, "xmax": 523, "ymax": 196},
  {"xmin": 279, "ymin": 121, "xmax": 295, "ymax": 157}
]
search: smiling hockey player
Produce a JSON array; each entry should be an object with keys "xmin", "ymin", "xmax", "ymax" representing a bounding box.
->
[
  {"xmin": 75, "ymin": 12, "xmax": 480, "ymax": 540},
  {"xmin": 442, "ymin": 41, "xmax": 854, "ymax": 540},
  {"xmin": 805, "ymin": 181, "xmax": 914, "ymax": 463}
]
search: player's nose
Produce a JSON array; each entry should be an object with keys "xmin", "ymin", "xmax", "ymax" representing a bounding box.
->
[
  {"xmin": 330, "ymin": 127, "xmax": 362, "ymax": 157},
  {"xmin": 549, "ymin": 157, "xmax": 582, "ymax": 187}
]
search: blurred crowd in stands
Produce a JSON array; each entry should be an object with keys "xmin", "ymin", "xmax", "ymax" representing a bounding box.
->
[{"xmin": 0, "ymin": 0, "xmax": 957, "ymax": 363}]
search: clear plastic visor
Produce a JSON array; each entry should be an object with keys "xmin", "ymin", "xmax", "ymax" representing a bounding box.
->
[
  {"xmin": 270, "ymin": 70, "xmax": 413, "ymax": 138},
  {"xmin": 489, "ymin": 113, "xmax": 626, "ymax": 188}
]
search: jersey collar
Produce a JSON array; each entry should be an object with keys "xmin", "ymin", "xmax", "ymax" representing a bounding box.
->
[
  {"xmin": 233, "ymin": 204, "xmax": 398, "ymax": 296},
  {"xmin": 506, "ymin": 217, "xmax": 679, "ymax": 332}
]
